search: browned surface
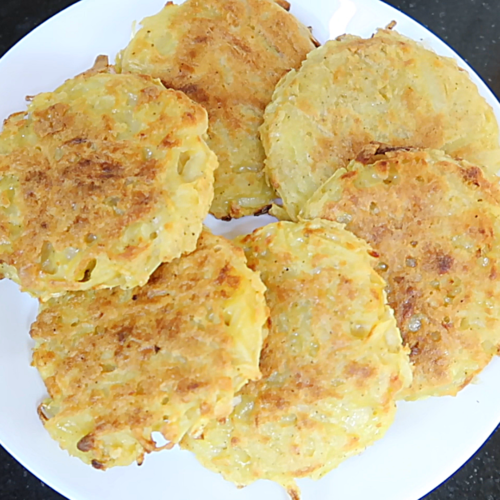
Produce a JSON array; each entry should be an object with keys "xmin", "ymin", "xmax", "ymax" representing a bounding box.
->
[
  {"xmin": 303, "ymin": 148, "xmax": 500, "ymax": 399},
  {"xmin": 119, "ymin": 0, "xmax": 316, "ymax": 218},
  {"xmin": 183, "ymin": 221, "xmax": 411, "ymax": 493},
  {"xmin": 0, "ymin": 67, "xmax": 217, "ymax": 295},
  {"xmin": 31, "ymin": 231, "xmax": 267, "ymax": 469},
  {"xmin": 262, "ymin": 29, "xmax": 500, "ymax": 220}
]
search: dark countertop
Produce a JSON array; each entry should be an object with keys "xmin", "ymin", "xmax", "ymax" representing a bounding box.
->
[{"xmin": 1, "ymin": 0, "xmax": 500, "ymax": 499}]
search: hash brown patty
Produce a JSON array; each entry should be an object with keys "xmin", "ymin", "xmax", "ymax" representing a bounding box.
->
[
  {"xmin": 182, "ymin": 220, "xmax": 411, "ymax": 497},
  {"xmin": 31, "ymin": 231, "xmax": 268, "ymax": 469},
  {"xmin": 303, "ymin": 147, "xmax": 500, "ymax": 399},
  {"xmin": 0, "ymin": 63, "xmax": 217, "ymax": 298},
  {"xmin": 118, "ymin": 0, "xmax": 316, "ymax": 219},
  {"xmin": 262, "ymin": 29, "xmax": 500, "ymax": 220}
]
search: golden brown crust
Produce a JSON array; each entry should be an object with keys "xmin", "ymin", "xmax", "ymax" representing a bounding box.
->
[
  {"xmin": 303, "ymin": 148, "xmax": 500, "ymax": 399},
  {"xmin": 262, "ymin": 29, "xmax": 500, "ymax": 220},
  {"xmin": 182, "ymin": 221, "xmax": 411, "ymax": 491},
  {"xmin": 79, "ymin": 55, "xmax": 113, "ymax": 76},
  {"xmin": 118, "ymin": 0, "xmax": 316, "ymax": 219},
  {"xmin": 31, "ymin": 231, "xmax": 268, "ymax": 469},
  {"xmin": 0, "ymin": 68, "xmax": 217, "ymax": 297}
]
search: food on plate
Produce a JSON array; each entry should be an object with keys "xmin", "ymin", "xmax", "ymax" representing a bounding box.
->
[
  {"xmin": 0, "ymin": 60, "xmax": 217, "ymax": 299},
  {"xmin": 31, "ymin": 231, "xmax": 268, "ymax": 469},
  {"xmin": 262, "ymin": 28, "xmax": 500, "ymax": 220},
  {"xmin": 182, "ymin": 220, "xmax": 411, "ymax": 498},
  {"xmin": 1, "ymin": 0, "xmax": 499, "ymax": 495},
  {"xmin": 118, "ymin": 0, "xmax": 317, "ymax": 219},
  {"xmin": 303, "ymin": 146, "xmax": 500, "ymax": 400}
]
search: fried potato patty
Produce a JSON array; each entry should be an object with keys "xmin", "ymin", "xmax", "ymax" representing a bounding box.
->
[
  {"xmin": 262, "ymin": 29, "xmax": 500, "ymax": 220},
  {"xmin": 31, "ymin": 231, "xmax": 268, "ymax": 469},
  {"xmin": 182, "ymin": 220, "xmax": 411, "ymax": 497},
  {"xmin": 118, "ymin": 0, "xmax": 316, "ymax": 219},
  {"xmin": 303, "ymin": 147, "xmax": 500, "ymax": 399},
  {"xmin": 0, "ymin": 63, "xmax": 217, "ymax": 298}
]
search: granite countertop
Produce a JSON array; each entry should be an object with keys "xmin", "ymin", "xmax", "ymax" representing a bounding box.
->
[{"xmin": 0, "ymin": 0, "xmax": 500, "ymax": 499}]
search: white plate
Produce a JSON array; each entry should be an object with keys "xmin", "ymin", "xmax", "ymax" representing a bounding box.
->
[{"xmin": 1, "ymin": 1, "xmax": 499, "ymax": 499}]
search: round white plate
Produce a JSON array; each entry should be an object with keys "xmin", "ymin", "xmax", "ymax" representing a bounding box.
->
[{"xmin": 1, "ymin": 1, "xmax": 499, "ymax": 499}]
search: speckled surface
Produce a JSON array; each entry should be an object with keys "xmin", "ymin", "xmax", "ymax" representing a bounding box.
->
[{"xmin": 0, "ymin": 0, "xmax": 499, "ymax": 499}]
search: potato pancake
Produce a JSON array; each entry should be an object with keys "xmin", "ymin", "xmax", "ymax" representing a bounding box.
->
[
  {"xmin": 31, "ymin": 231, "xmax": 268, "ymax": 469},
  {"xmin": 303, "ymin": 147, "xmax": 500, "ymax": 400},
  {"xmin": 262, "ymin": 29, "xmax": 500, "ymax": 220},
  {"xmin": 118, "ymin": 0, "xmax": 316, "ymax": 219},
  {"xmin": 182, "ymin": 220, "xmax": 411, "ymax": 497},
  {"xmin": 0, "ymin": 62, "xmax": 217, "ymax": 298}
]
